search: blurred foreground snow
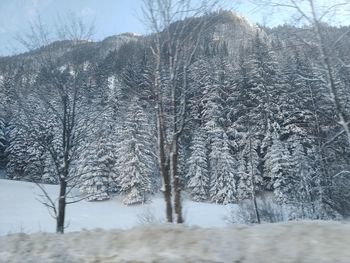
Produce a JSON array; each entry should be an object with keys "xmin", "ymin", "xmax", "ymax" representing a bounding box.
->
[{"xmin": 1, "ymin": 222, "xmax": 349, "ymax": 262}]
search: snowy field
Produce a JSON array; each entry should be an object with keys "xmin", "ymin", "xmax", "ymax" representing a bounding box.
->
[
  {"xmin": 1, "ymin": 179, "xmax": 350, "ymax": 262},
  {"xmin": 0, "ymin": 179, "xmax": 233, "ymax": 235},
  {"xmin": 1, "ymin": 222, "xmax": 350, "ymax": 262}
]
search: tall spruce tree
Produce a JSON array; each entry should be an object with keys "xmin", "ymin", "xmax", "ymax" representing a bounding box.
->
[
  {"xmin": 186, "ymin": 127, "xmax": 209, "ymax": 201},
  {"xmin": 264, "ymin": 133, "xmax": 292, "ymax": 199},
  {"xmin": 78, "ymin": 133, "xmax": 113, "ymax": 201},
  {"xmin": 236, "ymin": 134, "xmax": 262, "ymax": 201},
  {"xmin": 288, "ymin": 142, "xmax": 319, "ymax": 218},
  {"xmin": 209, "ymin": 128, "xmax": 237, "ymax": 204},
  {"xmin": 5, "ymin": 122, "xmax": 43, "ymax": 181},
  {"xmin": 116, "ymin": 98, "xmax": 155, "ymax": 205}
]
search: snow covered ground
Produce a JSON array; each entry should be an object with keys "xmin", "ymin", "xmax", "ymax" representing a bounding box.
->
[
  {"xmin": 1, "ymin": 179, "xmax": 350, "ymax": 262},
  {"xmin": 1, "ymin": 222, "xmax": 350, "ymax": 262},
  {"xmin": 0, "ymin": 179, "xmax": 233, "ymax": 235}
]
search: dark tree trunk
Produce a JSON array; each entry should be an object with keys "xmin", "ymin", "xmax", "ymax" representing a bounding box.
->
[
  {"xmin": 163, "ymin": 161, "xmax": 173, "ymax": 223},
  {"xmin": 157, "ymin": 106, "xmax": 173, "ymax": 223},
  {"xmin": 171, "ymin": 139, "xmax": 183, "ymax": 223},
  {"xmin": 56, "ymin": 179, "xmax": 67, "ymax": 233},
  {"xmin": 252, "ymin": 194, "xmax": 261, "ymax": 224},
  {"xmin": 249, "ymin": 131, "xmax": 260, "ymax": 224}
]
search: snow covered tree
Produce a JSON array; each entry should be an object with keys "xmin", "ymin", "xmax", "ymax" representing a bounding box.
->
[
  {"xmin": 186, "ymin": 128, "xmax": 209, "ymax": 201},
  {"xmin": 5, "ymin": 120, "xmax": 43, "ymax": 181},
  {"xmin": 5, "ymin": 123, "xmax": 27, "ymax": 180},
  {"xmin": 209, "ymin": 128, "xmax": 237, "ymax": 204},
  {"xmin": 201, "ymin": 62, "xmax": 226, "ymax": 133},
  {"xmin": 78, "ymin": 134, "xmax": 113, "ymax": 201},
  {"xmin": 289, "ymin": 143, "xmax": 319, "ymax": 218},
  {"xmin": 41, "ymin": 153, "xmax": 58, "ymax": 184},
  {"xmin": 264, "ymin": 133, "xmax": 292, "ymax": 193},
  {"xmin": 0, "ymin": 117, "xmax": 7, "ymax": 169},
  {"xmin": 116, "ymin": 98, "xmax": 155, "ymax": 205},
  {"xmin": 237, "ymin": 135, "xmax": 262, "ymax": 201},
  {"xmin": 77, "ymin": 95, "xmax": 118, "ymax": 201},
  {"xmin": 253, "ymin": 0, "xmax": 350, "ymax": 146},
  {"xmin": 75, "ymin": 70, "xmax": 121, "ymax": 200},
  {"xmin": 23, "ymin": 138, "xmax": 44, "ymax": 182},
  {"xmin": 250, "ymin": 35, "xmax": 279, "ymax": 122},
  {"xmin": 196, "ymin": 57, "xmax": 239, "ymax": 204}
]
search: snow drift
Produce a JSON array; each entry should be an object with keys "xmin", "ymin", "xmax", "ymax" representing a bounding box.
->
[{"xmin": 1, "ymin": 222, "xmax": 349, "ymax": 263}]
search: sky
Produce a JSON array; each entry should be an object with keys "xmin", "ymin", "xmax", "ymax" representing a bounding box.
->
[
  {"xmin": 0, "ymin": 0, "xmax": 146, "ymax": 55},
  {"xmin": 0, "ymin": 0, "xmax": 349, "ymax": 56}
]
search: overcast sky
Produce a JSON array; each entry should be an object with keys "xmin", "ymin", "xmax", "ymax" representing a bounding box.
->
[{"xmin": 0, "ymin": 0, "xmax": 349, "ymax": 56}]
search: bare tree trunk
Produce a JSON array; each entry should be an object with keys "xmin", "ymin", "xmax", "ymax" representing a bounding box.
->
[
  {"xmin": 156, "ymin": 106, "xmax": 173, "ymax": 223},
  {"xmin": 56, "ymin": 93, "xmax": 71, "ymax": 234},
  {"xmin": 56, "ymin": 179, "xmax": 67, "ymax": 233},
  {"xmin": 249, "ymin": 130, "xmax": 260, "ymax": 224},
  {"xmin": 163, "ymin": 159, "xmax": 173, "ymax": 223},
  {"xmin": 170, "ymin": 137, "xmax": 183, "ymax": 223},
  {"xmin": 142, "ymin": 0, "xmax": 212, "ymax": 224}
]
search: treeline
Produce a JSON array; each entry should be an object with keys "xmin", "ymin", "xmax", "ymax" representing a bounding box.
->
[{"xmin": 0, "ymin": 12, "xmax": 349, "ymax": 219}]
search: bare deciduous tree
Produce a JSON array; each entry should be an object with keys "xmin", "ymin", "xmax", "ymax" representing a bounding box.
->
[
  {"xmin": 142, "ymin": 0, "xmax": 218, "ymax": 223},
  {"xmin": 15, "ymin": 14, "xmax": 97, "ymax": 233}
]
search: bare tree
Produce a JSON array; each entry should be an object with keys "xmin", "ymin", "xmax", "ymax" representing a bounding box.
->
[
  {"xmin": 14, "ymin": 15, "xmax": 97, "ymax": 233},
  {"xmin": 141, "ymin": 0, "xmax": 218, "ymax": 223},
  {"xmin": 14, "ymin": 60, "xmax": 98, "ymax": 233}
]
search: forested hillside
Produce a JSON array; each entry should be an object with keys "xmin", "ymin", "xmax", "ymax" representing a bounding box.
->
[{"xmin": 0, "ymin": 10, "xmax": 349, "ymax": 220}]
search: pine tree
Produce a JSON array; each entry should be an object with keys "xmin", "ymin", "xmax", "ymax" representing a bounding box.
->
[
  {"xmin": 30, "ymin": 114, "xmax": 62, "ymax": 184},
  {"xmin": 115, "ymin": 98, "xmax": 155, "ymax": 205},
  {"xmin": 201, "ymin": 60, "xmax": 226, "ymax": 133},
  {"xmin": 78, "ymin": 133, "xmax": 115, "ymax": 201},
  {"xmin": 41, "ymin": 153, "xmax": 58, "ymax": 184},
  {"xmin": 236, "ymin": 135, "xmax": 262, "ymax": 201},
  {"xmin": 236, "ymin": 155, "xmax": 250, "ymax": 201},
  {"xmin": 76, "ymin": 89, "xmax": 118, "ymax": 200},
  {"xmin": 5, "ymin": 122, "xmax": 42, "ymax": 181},
  {"xmin": 0, "ymin": 117, "xmax": 7, "ymax": 169},
  {"xmin": 24, "ymin": 138, "xmax": 44, "ymax": 182},
  {"xmin": 234, "ymin": 35, "xmax": 284, "ymax": 155},
  {"xmin": 209, "ymin": 128, "xmax": 237, "ymax": 204},
  {"xmin": 248, "ymin": 34, "xmax": 281, "ymax": 134},
  {"xmin": 287, "ymin": 142, "xmax": 320, "ymax": 219},
  {"xmin": 264, "ymin": 133, "xmax": 292, "ymax": 200},
  {"xmin": 186, "ymin": 128, "xmax": 209, "ymax": 201}
]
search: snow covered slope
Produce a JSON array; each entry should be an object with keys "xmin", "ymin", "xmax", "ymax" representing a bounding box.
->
[
  {"xmin": 1, "ymin": 222, "xmax": 350, "ymax": 262},
  {"xmin": 0, "ymin": 179, "xmax": 232, "ymax": 235}
]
